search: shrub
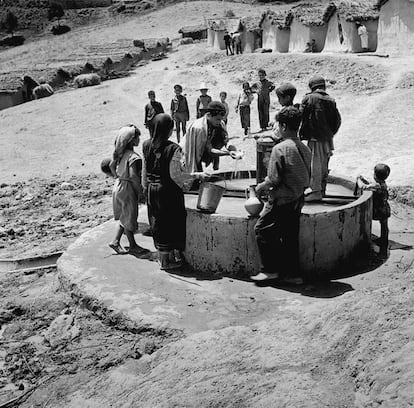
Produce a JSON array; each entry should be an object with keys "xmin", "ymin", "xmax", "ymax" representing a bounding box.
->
[
  {"xmin": 48, "ymin": 3, "xmax": 64, "ymax": 25},
  {"xmin": 0, "ymin": 35, "xmax": 25, "ymax": 46},
  {"xmin": 224, "ymin": 9, "xmax": 235, "ymax": 18},
  {"xmin": 51, "ymin": 24, "xmax": 70, "ymax": 35},
  {"xmin": 180, "ymin": 38, "xmax": 194, "ymax": 45},
  {"xmin": 74, "ymin": 73, "xmax": 101, "ymax": 88},
  {"xmin": 2, "ymin": 11, "xmax": 18, "ymax": 35}
]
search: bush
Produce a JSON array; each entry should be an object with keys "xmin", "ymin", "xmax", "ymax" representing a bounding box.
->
[
  {"xmin": 74, "ymin": 73, "xmax": 101, "ymax": 88},
  {"xmin": 0, "ymin": 35, "xmax": 25, "ymax": 46},
  {"xmin": 2, "ymin": 11, "xmax": 18, "ymax": 35},
  {"xmin": 51, "ymin": 24, "xmax": 70, "ymax": 35},
  {"xmin": 224, "ymin": 9, "xmax": 235, "ymax": 18},
  {"xmin": 180, "ymin": 38, "xmax": 194, "ymax": 45},
  {"xmin": 48, "ymin": 3, "xmax": 64, "ymax": 24}
]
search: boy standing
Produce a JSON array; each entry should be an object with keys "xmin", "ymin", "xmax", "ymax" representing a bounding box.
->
[
  {"xmin": 252, "ymin": 69, "xmax": 275, "ymax": 131},
  {"xmin": 196, "ymin": 84, "xmax": 212, "ymax": 119},
  {"xmin": 219, "ymin": 91, "xmax": 229, "ymax": 125},
  {"xmin": 252, "ymin": 106, "xmax": 311, "ymax": 283},
  {"xmin": 299, "ymin": 75, "xmax": 341, "ymax": 201},
  {"xmin": 224, "ymin": 30, "xmax": 233, "ymax": 55},
  {"xmin": 144, "ymin": 90, "xmax": 164, "ymax": 137},
  {"xmin": 170, "ymin": 84, "xmax": 190, "ymax": 143}
]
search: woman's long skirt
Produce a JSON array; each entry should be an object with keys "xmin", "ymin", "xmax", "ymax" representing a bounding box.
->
[{"xmin": 147, "ymin": 182, "xmax": 186, "ymax": 252}]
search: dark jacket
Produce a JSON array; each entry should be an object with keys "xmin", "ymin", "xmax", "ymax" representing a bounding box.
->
[{"xmin": 299, "ymin": 89, "xmax": 341, "ymax": 143}]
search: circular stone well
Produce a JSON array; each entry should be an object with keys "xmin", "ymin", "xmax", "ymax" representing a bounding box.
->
[{"xmin": 184, "ymin": 171, "xmax": 372, "ymax": 278}]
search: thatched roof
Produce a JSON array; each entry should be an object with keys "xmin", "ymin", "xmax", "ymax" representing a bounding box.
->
[
  {"xmin": 259, "ymin": 9, "xmax": 294, "ymax": 30},
  {"xmin": 375, "ymin": 0, "xmax": 389, "ymax": 8},
  {"xmin": 337, "ymin": 0, "xmax": 379, "ymax": 21},
  {"xmin": 291, "ymin": 2, "xmax": 337, "ymax": 26},
  {"xmin": 178, "ymin": 24, "xmax": 207, "ymax": 34},
  {"xmin": 207, "ymin": 18, "xmax": 240, "ymax": 32},
  {"xmin": 240, "ymin": 16, "xmax": 262, "ymax": 32}
]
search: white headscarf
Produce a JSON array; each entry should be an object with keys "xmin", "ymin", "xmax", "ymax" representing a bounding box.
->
[{"xmin": 113, "ymin": 125, "xmax": 138, "ymax": 163}]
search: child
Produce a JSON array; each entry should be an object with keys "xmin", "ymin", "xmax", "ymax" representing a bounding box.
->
[
  {"xmin": 357, "ymin": 163, "xmax": 391, "ymax": 257},
  {"xmin": 235, "ymin": 82, "xmax": 254, "ymax": 136},
  {"xmin": 107, "ymin": 125, "xmax": 145, "ymax": 256},
  {"xmin": 196, "ymin": 83, "xmax": 212, "ymax": 118},
  {"xmin": 272, "ymin": 82, "xmax": 300, "ymax": 141},
  {"xmin": 144, "ymin": 90, "xmax": 164, "ymax": 138},
  {"xmin": 170, "ymin": 84, "xmax": 189, "ymax": 143},
  {"xmin": 219, "ymin": 91, "xmax": 229, "ymax": 125},
  {"xmin": 251, "ymin": 69, "xmax": 275, "ymax": 131}
]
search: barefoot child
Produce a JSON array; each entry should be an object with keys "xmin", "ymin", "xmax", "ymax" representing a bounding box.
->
[
  {"xmin": 144, "ymin": 90, "xmax": 164, "ymax": 138},
  {"xmin": 219, "ymin": 91, "xmax": 229, "ymax": 125},
  {"xmin": 357, "ymin": 163, "xmax": 391, "ymax": 256},
  {"xmin": 107, "ymin": 125, "xmax": 145, "ymax": 256},
  {"xmin": 170, "ymin": 84, "xmax": 189, "ymax": 143},
  {"xmin": 236, "ymin": 82, "xmax": 254, "ymax": 136}
]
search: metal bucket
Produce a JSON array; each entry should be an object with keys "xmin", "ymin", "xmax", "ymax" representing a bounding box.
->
[{"xmin": 196, "ymin": 181, "xmax": 226, "ymax": 213}]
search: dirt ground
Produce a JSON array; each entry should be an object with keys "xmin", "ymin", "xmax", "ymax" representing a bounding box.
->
[{"xmin": 1, "ymin": 1, "xmax": 414, "ymax": 407}]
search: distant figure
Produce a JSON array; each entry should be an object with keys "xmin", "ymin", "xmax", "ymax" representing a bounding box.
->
[
  {"xmin": 304, "ymin": 39, "xmax": 317, "ymax": 53},
  {"xmin": 233, "ymin": 31, "xmax": 242, "ymax": 54},
  {"xmin": 144, "ymin": 90, "xmax": 164, "ymax": 138},
  {"xmin": 252, "ymin": 106, "xmax": 311, "ymax": 284},
  {"xmin": 357, "ymin": 22, "xmax": 369, "ymax": 52},
  {"xmin": 107, "ymin": 125, "xmax": 145, "ymax": 256},
  {"xmin": 223, "ymin": 30, "xmax": 233, "ymax": 55},
  {"xmin": 299, "ymin": 76, "xmax": 341, "ymax": 202},
  {"xmin": 170, "ymin": 84, "xmax": 189, "ymax": 143},
  {"xmin": 357, "ymin": 163, "xmax": 391, "ymax": 258},
  {"xmin": 22, "ymin": 75, "xmax": 39, "ymax": 102},
  {"xmin": 196, "ymin": 83, "xmax": 212, "ymax": 118},
  {"xmin": 235, "ymin": 82, "xmax": 254, "ymax": 136},
  {"xmin": 252, "ymin": 69, "xmax": 275, "ymax": 131},
  {"xmin": 219, "ymin": 91, "xmax": 229, "ymax": 125},
  {"xmin": 32, "ymin": 79, "xmax": 54, "ymax": 100},
  {"xmin": 304, "ymin": 42, "xmax": 313, "ymax": 53}
]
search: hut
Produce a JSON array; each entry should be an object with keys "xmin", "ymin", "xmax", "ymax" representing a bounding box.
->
[
  {"xmin": 239, "ymin": 16, "xmax": 262, "ymax": 53},
  {"xmin": 325, "ymin": 0, "xmax": 379, "ymax": 53},
  {"xmin": 259, "ymin": 10, "xmax": 293, "ymax": 52},
  {"xmin": 0, "ymin": 77, "xmax": 25, "ymax": 111},
  {"xmin": 178, "ymin": 24, "xmax": 207, "ymax": 41},
  {"xmin": 289, "ymin": 3, "xmax": 336, "ymax": 52},
  {"xmin": 376, "ymin": 0, "xmax": 414, "ymax": 54},
  {"xmin": 207, "ymin": 18, "xmax": 240, "ymax": 50}
]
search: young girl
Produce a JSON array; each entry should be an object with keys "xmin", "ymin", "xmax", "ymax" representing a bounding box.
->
[
  {"xmin": 107, "ymin": 125, "xmax": 145, "ymax": 256},
  {"xmin": 357, "ymin": 163, "xmax": 391, "ymax": 257},
  {"xmin": 235, "ymin": 82, "xmax": 254, "ymax": 136}
]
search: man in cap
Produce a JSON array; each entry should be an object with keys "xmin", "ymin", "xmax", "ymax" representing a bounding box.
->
[
  {"xmin": 299, "ymin": 75, "xmax": 341, "ymax": 201},
  {"xmin": 196, "ymin": 83, "xmax": 212, "ymax": 119},
  {"xmin": 183, "ymin": 101, "xmax": 238, "ymax": 184}
]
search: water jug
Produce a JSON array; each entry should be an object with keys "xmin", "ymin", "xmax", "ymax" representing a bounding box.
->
[{"xmin": 244, "ymin": 185, "xmax": 263, "ymax": 217}]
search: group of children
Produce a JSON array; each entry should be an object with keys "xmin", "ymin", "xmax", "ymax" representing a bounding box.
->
[
  {"xmin": 144, "ymin": 83, "xmax": 230, "ymax": 143},
  {"xmin": 113, "ymin": 72, "xmax": 392, "ymax": 263}
]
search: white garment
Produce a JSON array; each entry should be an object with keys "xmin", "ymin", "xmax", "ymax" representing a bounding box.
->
[{"xmin": 358, "ymin": 25, "xmax": 368, "ymax": 49}]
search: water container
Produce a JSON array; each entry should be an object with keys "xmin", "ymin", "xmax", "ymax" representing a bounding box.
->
[{"xmin": 196, "ymin": 182, "xmax": 226, "ymax": 213}]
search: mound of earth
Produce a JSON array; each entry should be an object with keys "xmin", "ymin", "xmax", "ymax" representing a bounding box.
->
[
  {"xmin": 0, "ymin": 174, "xmax": 113, "ymax": 258},
  {"xmin": 210, "ymin": 53, "xmax": 389, "ymax": 93},
  {"xmin": 396, "ymin": 71, "xmax": 414, "ymax": 89}
]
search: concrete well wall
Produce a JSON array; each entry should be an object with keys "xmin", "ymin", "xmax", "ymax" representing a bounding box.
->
[{"xmin": 184, "ymin": 175, "xmax": 372, "ymax": 278}]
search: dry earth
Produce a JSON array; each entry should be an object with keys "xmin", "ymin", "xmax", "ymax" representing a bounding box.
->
[{"xmin": 1, "ymin": 2, "xmax": 414, "ymax": 407}]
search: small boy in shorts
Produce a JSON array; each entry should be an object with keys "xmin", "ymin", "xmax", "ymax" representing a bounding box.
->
[{"xmin": 357, "ymin": 163, "xmax": 391, "ymax": 257}]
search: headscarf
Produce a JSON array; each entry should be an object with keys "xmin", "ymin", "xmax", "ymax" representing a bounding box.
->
[
  {"xmin": 113, "ymin": 125, "xmax": 139, "ymax": 164},
  {"xmin": 150, "ymin": 113, "xmax": 174, "ymax": 154}
]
